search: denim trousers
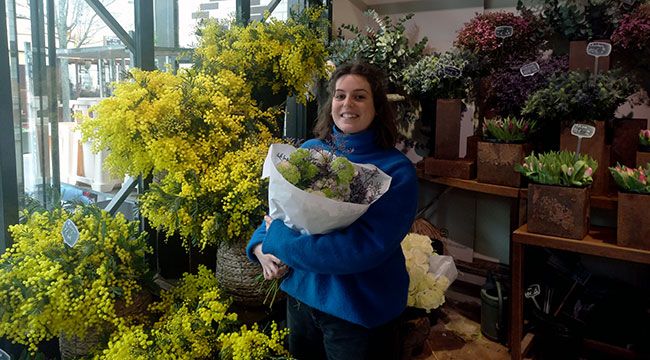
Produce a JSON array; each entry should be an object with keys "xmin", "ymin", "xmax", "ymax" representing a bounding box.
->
[{"xmin": 286, "ymin": 295, "xmax": 401, "ymax": 360}]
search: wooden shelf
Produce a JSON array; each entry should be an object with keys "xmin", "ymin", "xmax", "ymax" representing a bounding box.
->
[
  {"xmin": 417, "ymin": 172, "xmax": 522, "ymax": 198},
  {"xmin": 513, "ymin": 224, "xmax": 650, "ymax": 264}
]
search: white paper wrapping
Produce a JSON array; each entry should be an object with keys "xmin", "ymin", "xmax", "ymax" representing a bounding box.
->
[
  {"xmin": 428, "ymin": 255, "xmax": 458, "ymax": 289},
  {"xmin": 262, "ymin": 143, "xmax": 392, "ymax": 234}
]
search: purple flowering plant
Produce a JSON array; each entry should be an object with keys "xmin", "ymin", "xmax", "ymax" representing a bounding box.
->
[{"xmin": 483, "ymin": 55, "xmax": 568, "ymax": 118}]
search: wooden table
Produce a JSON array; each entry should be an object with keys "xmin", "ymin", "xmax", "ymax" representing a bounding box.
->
[{"xmin": 510, "ymin": 225, "xmax": 650, "ymax": 360}]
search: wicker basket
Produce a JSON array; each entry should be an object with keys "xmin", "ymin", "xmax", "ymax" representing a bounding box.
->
[
  {"xmin": 59, "ymin": 289, "xmax": 153, "ymax": 359},
  {"xmin": 216, "ymin": 240, "xmax": 269, "ymax": 306}
]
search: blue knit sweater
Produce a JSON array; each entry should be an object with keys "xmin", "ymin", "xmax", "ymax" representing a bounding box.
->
[{"xmin": 246, "ymin": 127, "xmax": 418, "ymax": 328}]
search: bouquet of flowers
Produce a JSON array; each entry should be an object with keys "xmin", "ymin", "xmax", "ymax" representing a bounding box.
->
[
  {"xmin": 401, "ymin": 233, "xmax": 457, "ymax": 312},
  {"xmin": 609, "ymin": 164, "xmax": 650, "ymax": 194},
  {"xmin": 262, "ymin": 144, "xmax": 392, "ymax": 234}
]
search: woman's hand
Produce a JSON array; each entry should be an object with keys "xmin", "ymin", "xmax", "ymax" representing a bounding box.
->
[{"xmin": 253, "ymin": 243, "xmax": 288, "ymax": 280}]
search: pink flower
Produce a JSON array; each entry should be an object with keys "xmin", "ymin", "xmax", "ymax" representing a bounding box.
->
[
  {"xmin": 640, "ymin": 173, "xmax": 647, "ymax": 185},
  {"xmin": 585, "ymin": 167, "xmax": 593, "ymax": 177}
]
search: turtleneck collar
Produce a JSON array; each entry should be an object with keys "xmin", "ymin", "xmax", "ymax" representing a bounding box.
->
[{"xmin": 331, "ymin": 126, "xmax": 378, "ymax": 155}]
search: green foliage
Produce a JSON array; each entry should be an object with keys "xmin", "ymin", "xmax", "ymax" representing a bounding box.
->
[
  {"xmin": 516, "ymin": 150, "xmax": 598, "ymax": 187},
  {"xmin": 521, "ymin": 69, "xmax": 638, "ymax": 128},
  {"xmin": 609, "ymin": 163, "xmax": 650, "ymax": 194},
  {"xmin": 517, "ymin": 0, "xmax": 637, "ymax": 40},
  {"xmin": 483, "ymin": 116, "xmax": 537, "ymax": 143},
  {"xmin": 401, "ymin": 50, "xmax": 478, "ymax": 99},
  {"xmin": 329, "ymin": 10, "xmax": 428, "ymax": 90}
]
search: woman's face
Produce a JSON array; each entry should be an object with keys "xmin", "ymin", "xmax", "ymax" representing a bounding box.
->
[{"xmin": 331, "ymin": 74, "xmax": 375, "ymax": 134}]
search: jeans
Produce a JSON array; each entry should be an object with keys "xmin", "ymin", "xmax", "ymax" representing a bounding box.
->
[{"xmin": 286, "ymin": 295, "xmax": 401, "ymax": 360}]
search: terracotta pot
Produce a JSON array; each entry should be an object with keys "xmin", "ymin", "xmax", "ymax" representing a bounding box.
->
[
  {"xmin": 434, "ymin": 99, "xmax": 463, "ymax": 159},
  {"xmin": 569, "ymin": 40, "xmax": 611, "ymax": 73},
  {"xmin": 527, "ymin": 184, "xmax": 590, "ymax": 240},
  {"xmin": 617, "ymin": 192, "xmax": 650, "ymax": 250},
  {"xmin": 477, "ymin": 141, "xmax": 531, "ymax": 187}
]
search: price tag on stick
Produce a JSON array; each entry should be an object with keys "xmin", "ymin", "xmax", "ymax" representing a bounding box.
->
[
  {"xmin": 62, "ymin": 219, "xmax": 80, "ymax": 247},
  {"xmin": 520, "ymin": 62, "xmax": 540, "ymax": 77},
  {"xmin": 570, "ymin": 123, "xmax": 596, "ymax": 160},
  {"xmin": 442, "ymin": 65, "xmax": 462, "ymax": 78},
  {"xmin": 586, "ymin": 41, "xmax": 611, "ymax": 74},
  {"xmin": 495, "ymin": 26, "xmax": 513, "ymax": 39}
]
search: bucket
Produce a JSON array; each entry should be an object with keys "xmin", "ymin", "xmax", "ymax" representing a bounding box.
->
[{"xmin": 481, "ymin": 280, "xmax": 508, "ymax": 342}]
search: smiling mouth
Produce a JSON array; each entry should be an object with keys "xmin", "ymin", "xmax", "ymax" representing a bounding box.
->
[{"xmin": 340, "ymin": 113, "xmax": 358, "ymax": 119}]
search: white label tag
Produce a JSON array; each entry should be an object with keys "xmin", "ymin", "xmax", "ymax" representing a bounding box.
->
[
  {"xmin": 442, "ymin": 65, "xmax": 462, "ymax": 78},
  {"xmin": 571, "ymin": 123, "xmax": 596, "ymax": 139},
  {"xmin": 586, "ymin": 41, "xmax": 612, "ymax": 57},
  {"xmin": 520, "ymin": 62, "xmax": 540, "ymax": 77},
  {"xmin": 495, "ymin": 25, "xmax": 513, "ymax": 38},
  {"xmin": 62, "ymin": 219, "xmax": 80, "ymax": 248}
]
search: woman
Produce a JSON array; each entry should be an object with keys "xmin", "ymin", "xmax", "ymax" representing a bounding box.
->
[{"xmin": 246, "ymin": 62, "xmax": 418, "ymax": 360}]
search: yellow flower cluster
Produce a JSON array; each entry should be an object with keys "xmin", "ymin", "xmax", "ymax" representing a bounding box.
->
[
  {"xmin": 218, "ymin": 322, "xmax": 291, "ymax": 360},
  {"xmin": 0, "ymin": 206, "xmax": 151, "ymax": 353},
  {"xmin": 194, "ymin": 7, "xmax": 331, "ymax": 104},
  {"xmin": 101, "ymin": 266, "xmax": 290, "ymax": 359},
  {"xmin": 401, "ymin": 233, "xmax": 449, "ymax": 312},
  {"xmin": 81, "ymin": 66, "xmax": 282, "ymax": 249}
]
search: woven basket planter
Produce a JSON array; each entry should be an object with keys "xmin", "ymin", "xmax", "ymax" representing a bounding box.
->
[
  {"xmin": 216, "ymin": 240, "xmax": 270, "ymax": 307},
  {"xmin": 59, "ymin": 289, "xmax": 153, "ymax": 359}
]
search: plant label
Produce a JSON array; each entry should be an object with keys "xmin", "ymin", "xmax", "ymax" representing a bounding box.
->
[
  {"xmin": 0, "ymin": 349, "xmax": 9, "ymax": 360},
  {"xmin": 442, "ymin": 65, "xmax": 462, "ymax": 78},
  {"xmin": 586, "ymin": 41, "xmax": 611, "ymax": 57},
  {"xmin": 622, "ymin": 0, "xmax": 635, "ymax": 5},
  {"xmin": 570, "ymin": 123, "xmax": 596, "ymax": 139},
  {"xmin": 520, "ymin": 62, "xmax": 540, "ymax": 77},
  {"xmin": 525, "ymin": 284, "xmax": 541, "ymax": 310},
  {"xmin": 495, "ymin": 25, "xmax": 513, "ymax": 39},
  {"xmin": 62, "ymin": 219, "xmax": 80, "ymax": 248}
]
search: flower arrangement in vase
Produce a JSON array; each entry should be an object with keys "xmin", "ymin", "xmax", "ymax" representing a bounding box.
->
[
  {"xmin": 0, "ymin": 205, "xmax": 152, "ymax": 354},
  {"xmin": 100, "ymin": 266, "xmax": 290, "ymax": 359},
  {"xmin": 609, "ymin": 164, "xmax": 650, "ymax": 250},
  {"xmin": 454, "ymin": 11, "xmax": 546, "ymax": 75},
  {"xmin": 516, "ymin": 150, "xmax": 597, "ymax": 239}
]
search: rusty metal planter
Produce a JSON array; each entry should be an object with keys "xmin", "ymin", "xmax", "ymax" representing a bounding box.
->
[
  {"xmin": 569, "ymin": 40, "xmax": 610, "ymax": 73},
  {"xmin": 617, "ymin": 192, "xmax": 650, "ymax": 250},
  {"xmin": 477, "ymin": 141, "xmax": 532, "ymax": 187},
  {"xmin": 434, "ymin": 98, "xmax": 463, "ymax": 159},
  {"xmin": 527, "ymin": 184, "xmax": 590, "ymax": 240},
  {"xmin": 637, "ymin": 150, "xmax": 650, "ymax": 168}
]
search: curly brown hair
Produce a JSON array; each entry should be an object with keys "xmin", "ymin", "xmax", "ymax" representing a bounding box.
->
[{"xmin": 313, "ymin": 62, "xmax": 397, "ymax": 149}]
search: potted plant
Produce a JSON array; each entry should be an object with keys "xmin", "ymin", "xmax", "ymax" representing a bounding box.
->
[
  {"xmin": 329, "ymin": 10, "xmax": 428, "ymax": 93},
  {"xmin": 638, "ymin": 129, "xmax": 650, "ymax": 167},
  {"xmin": 477, "ymin": 116, "xmax": 537, "ymax": 187},
  {"xmin": 81, "ymin": 8, "xmax": 331, "ymax": 305},
  {"xmin": 454, "ymin": 10, "xmax": 547, "ymax": 76},
  {"xmin": 609, "ymin": 164, "xmax": 650, "ymax": 250},
  {"xmin": 401, "ymin": 50, "xmax": 477, "ymax": 161},
  {"xmin": 517, "ymin": 0, "xmax": 640, "ymax": 71},
  {"xmin": 516, "ymin": 151, "xmax": 597, "ymax": 239},
  {"xmin": 0, "ymin": 205, "xmax": 152, "ymax": 357},
  {"xmin": 522, "ymin": 69, "xmax": 638, "ymax": 194},
  {"xmin": 100, "ymin": 266, "xmax": 290, "ymax": 359},
  {"xmin": 611, "ymin": 4, "xmax": 650, "ymax": 97}
]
